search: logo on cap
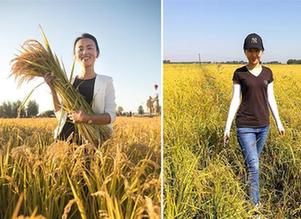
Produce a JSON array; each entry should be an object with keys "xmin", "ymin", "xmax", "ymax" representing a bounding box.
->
[{"xmin": 251, "ymin": 37, "xmax": 258, "ymax": 44}]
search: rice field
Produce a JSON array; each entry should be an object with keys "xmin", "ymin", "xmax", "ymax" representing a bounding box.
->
[
  {"xmin": 0, "ymin": 116, "xmax": 160, "ymax": 218},
  {"xmin": 164, "ymin": 64, "xmax": 301, "ymax": 218}
]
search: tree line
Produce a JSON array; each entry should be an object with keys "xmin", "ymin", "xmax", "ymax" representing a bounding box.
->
[
  {"xmin": 164, "ymin": 59, "xmax": 301, "ymax": 64},
  {"xmin": 1, "ymin": 101, "xmax": 149, "ymax": 119},
  {"xmin": 287, "ymin": 59, "xmax": 301, "ymax": 64},
  {"xmin": 0, "ymin": 100, "xmax": 39, "ymax": 118}
]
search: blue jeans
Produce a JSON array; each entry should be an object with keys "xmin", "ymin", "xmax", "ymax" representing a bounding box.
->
[{"xmin": 236, "ymin": 125, "xmax": 269, "ymax": 205}]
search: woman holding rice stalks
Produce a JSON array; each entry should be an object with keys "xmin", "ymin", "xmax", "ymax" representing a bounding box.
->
[
  {"xmin": 44, "ymin": 33, "xmax": 116, "ymax": 145},
  {"xmin": 11, "ymin": 29, "xmax": 116, "ymax": 146},
  {"xmin": 223, "ymin": 33, "xmax": 285, "ymax": 213}
]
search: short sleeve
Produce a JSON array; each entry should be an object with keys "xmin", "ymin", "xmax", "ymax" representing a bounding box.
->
[
  {"xmin": 269, "ymin": 70, "xmax": 274, "ymax": 83},
  {"xmin": 232, "ymin": 71, "xmax": 240, "ymax": 84}
]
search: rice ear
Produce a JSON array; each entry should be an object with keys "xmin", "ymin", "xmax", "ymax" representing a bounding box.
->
[{"xmin": 39, "ymin": 25, "xmax": 51, "ymax": 53}]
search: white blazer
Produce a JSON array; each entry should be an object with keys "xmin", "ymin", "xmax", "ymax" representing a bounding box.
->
[{"xmin": 53, "ymin": 74, "xmax": 116, "ymax": 139}]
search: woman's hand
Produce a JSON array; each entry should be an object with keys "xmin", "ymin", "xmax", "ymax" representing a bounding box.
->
[
  {"xmin": 224, "ymin": 131, "xmax": 230, "ymax": 145},
  {"xmin": 278, "ymin": 125, "xmax": 285, "ymax": 136},
  {"xmin": 68, "ymin": 110, "xmax": 89, "ymax": 123}
]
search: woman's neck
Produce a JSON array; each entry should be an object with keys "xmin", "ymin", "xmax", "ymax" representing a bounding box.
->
[
  {"xmin": 247, "ymin": 62, "xmax": 261, "ymax": 70},
  {"xmin": 78, "ymin": 66, "xmax": 96, "ymax": 79}
]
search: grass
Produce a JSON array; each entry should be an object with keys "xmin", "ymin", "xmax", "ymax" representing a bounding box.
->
[
  {"xmin": 164, "ymin": 63, "xmax": 301, "ymax": 219},
  {"xmin": 0, "ymin": 116, "xmax": 160, "ymax": 218}
]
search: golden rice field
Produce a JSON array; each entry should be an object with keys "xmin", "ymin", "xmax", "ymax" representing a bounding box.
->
[
  {"xmin": 0, "ymin": 116, "xmax": 160, "ymax": 219},
  {"xmin": 164, "ymin": 64, "xmax": 301, "ymax": 219}
]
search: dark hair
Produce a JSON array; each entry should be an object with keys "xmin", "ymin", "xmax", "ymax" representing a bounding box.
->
[{"xmin": 73, "ymin": 33, "xmax": 100, "ymax": 56}]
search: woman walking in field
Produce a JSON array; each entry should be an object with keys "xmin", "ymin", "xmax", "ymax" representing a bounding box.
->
[
  {"xmin": 44, "ymin": 33, "xmax": 116, "ymax": 144},
  {"xmin": 224, "ymin": 33, "xmax": 285, "ymax": 210}
]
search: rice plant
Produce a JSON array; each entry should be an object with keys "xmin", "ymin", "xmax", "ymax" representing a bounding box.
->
[{"xmin": 0, "ymin": 117, "xmax": 160, "ymax": 218}]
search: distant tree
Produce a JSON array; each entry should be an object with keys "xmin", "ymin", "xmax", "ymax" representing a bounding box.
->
[
  {"xmin": 0, "ymin": 102, "xmax": 12, "ymax": 118},
  {"xmin": 287, "ymin": 59, "xmax": 301, "ymax": 64},
  {"xmin": 26, "ymin": 100, "xmax": 39, "ymax": 117},
  {"xmin": 0, "ymin": 100, "xmax": 26, "ymax": 118},
  {"xmin": 14, "ymin": 100, "xmax": 26, "ymax": 118},
  {"xmin": 39, "ymin": 110, "xmax": 55, "ymax": 117},
  {"xmin": 138, "ymin": 105, "xmax": 144, "ymax": 115},
  {"xmin": 11, "ymin": 102, "xmax": 19, "ymax": 118},
  {"xmin": 0, "ymin": 105, "xmax": 3, "ymax": 117},
  {"xmin": 117, "ymin": 106, "xmax": 124, "ymax": 116},
  {"xmin": 263, "ymin": 61, "xmax": 281, "ymax": 64}
]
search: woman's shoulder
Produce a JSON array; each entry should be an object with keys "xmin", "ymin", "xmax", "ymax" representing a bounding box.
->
[
  {"xmin": 262, "ymin": 65, "xmax": 273, "ymax": 73},
  {"xmin": 233, "ymin": 65, "xmax": 248, "ymax": 74},
  {"xmin": 95, "ymin": 74, "xmax": 113, "ymax": 81}
]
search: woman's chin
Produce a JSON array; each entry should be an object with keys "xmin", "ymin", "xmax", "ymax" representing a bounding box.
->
[
  {"xmin": 80, "ymin": 62, "xmax": 94, "ymax": 68},
  {"xmin": 249, "ymin": 60, "xmax": 259, "ymax": 65}
]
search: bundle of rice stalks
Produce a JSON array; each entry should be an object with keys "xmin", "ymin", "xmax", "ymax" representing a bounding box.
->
[{"xmin": 10, "ymin": 26, "xmax": 110, "ymax": 146}]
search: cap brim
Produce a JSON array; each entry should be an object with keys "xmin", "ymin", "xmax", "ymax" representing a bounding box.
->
[{"xmin": 244, "ymin": 45, "xmax": 264, "ymax": 50}]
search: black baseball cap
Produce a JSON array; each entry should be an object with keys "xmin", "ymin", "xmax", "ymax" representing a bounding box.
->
[{"xmin": 243, "ymin": 33, "xmax": 264, "ymax": 51}]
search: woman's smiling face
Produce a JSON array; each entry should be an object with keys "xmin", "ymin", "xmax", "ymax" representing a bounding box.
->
[
  {"xmin": 74, "ymin": 38, "xmax": 99, "ymax": 67},
  {"xmin": 244, "ymin": 48, "xmax": 263, "ymax": 65}
]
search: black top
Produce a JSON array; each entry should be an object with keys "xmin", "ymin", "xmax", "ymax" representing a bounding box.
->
[
  {"xmin": 57, "ymin": 76, "xmax": 96, "ymax": 143},
  {"xmin": 73, "ymin": 76, "xmax": 96, "ymax": 106},
  {"xmin": 232, "ymin": 65, "xmax": 274, "ymax": 128}
]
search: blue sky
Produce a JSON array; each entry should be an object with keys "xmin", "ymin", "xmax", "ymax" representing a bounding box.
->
[
  {"xmin": 164, "ymin": 0, "xmax": 301, "ymax": 63},
  {"xmin": 0, "ymin": 0, "xmax": 160, "ymax": 113}
]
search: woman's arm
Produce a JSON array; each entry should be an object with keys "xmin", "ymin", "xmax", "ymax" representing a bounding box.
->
[
  {"xmin": 68, "ymin": 111, "xmax": 111, "ymax": 125},
  {"xmin": 224, "ymin": 83, "xmax": 241, "ymax": 144},
  {"xmin": 267, "ymin": 82, "xmax": 285, "ymax": 135}
]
